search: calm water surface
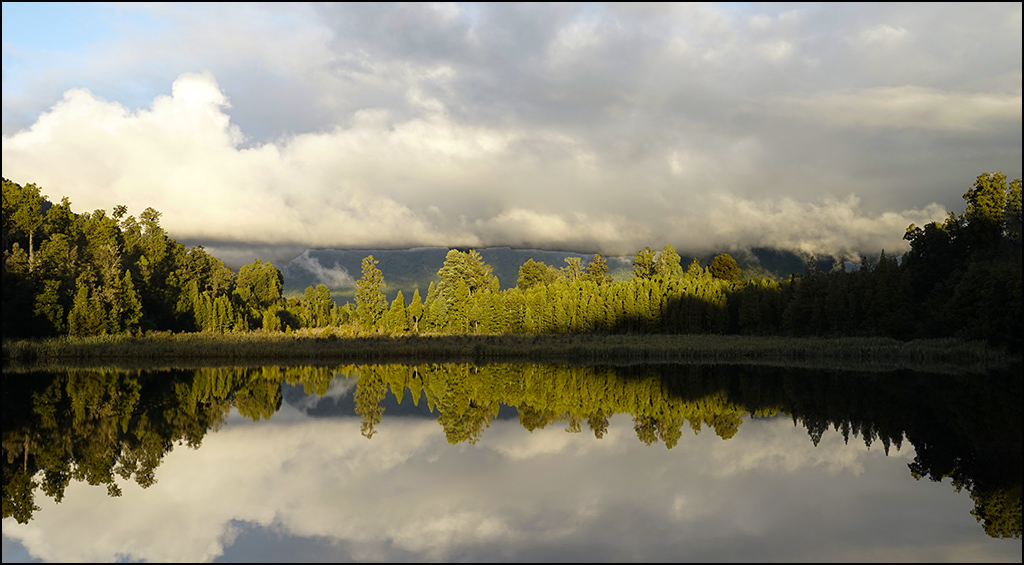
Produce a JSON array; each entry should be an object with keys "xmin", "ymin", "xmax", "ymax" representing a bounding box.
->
[{"xmin": 2, "ymin": 363, "xmax": 1020, "ymax": 562}]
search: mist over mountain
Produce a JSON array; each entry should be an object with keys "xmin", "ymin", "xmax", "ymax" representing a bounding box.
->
[
  {"xmin": 282, "ymin": 247, "xmax": 602, "ymax": 302},
  {"xmin": 281, "ymin": 245, "xmax": 830, "ymax": 303}
]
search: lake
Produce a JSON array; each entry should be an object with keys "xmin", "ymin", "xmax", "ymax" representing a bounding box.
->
[{"xmin": 2, "ymin": 362, "xmax": 1020, "ymax": 562}]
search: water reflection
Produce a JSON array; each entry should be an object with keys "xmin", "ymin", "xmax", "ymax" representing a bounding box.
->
[{"xmin": 2, "ymin": 363, "xmax": 1021, "ymax": 562}]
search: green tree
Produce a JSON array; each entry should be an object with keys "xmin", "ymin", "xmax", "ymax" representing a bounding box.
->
[
  {"xmin": 1006, "ymin": 178, "xmax": 1022, "ymax": 247},
  {"xmin": 436, "ymin": 249, "xmax": 497, "ymax": 332},
  {"xmin": 447, "ymin": 279, "xmax": 471, "ymax": 333},
  {"xmin": 67, "ymin": 278, "xmax": 106, "ymax": 336},
  {"xmin": 234, "ymin": 260, "xmax": 283, "ymax": 312},
  {"xmin": 562, "ymin": 257, "xmax": 584, "ymax": 281},
  {"xmin": 170, "ymin": 245, "xmax": 235, "ymax": 331},
  {"xmin": 45, "ymin": 196, "xmax": 76, "ymax": 239},
  {"xmin": 32, "ymin": 234, "xmax": 79, "ymax": 335},
  {"xmin": 686, "ymin": 257, "xmax": 702, "ymax": 276},
  {"xmin": 438, "ymin": 249, "xmax": 496, "ymax": 297},
  {"xmin": 961, "ymin": 172, "xmax": 1019, "ymax": 255},
  {"xmin": 584, "ymin": 253, "xmax": 613, "ymax": 284},
  {"xmin": 964, "ymin": 172, "xmax": 1009, "ymax": 229},
  {"xmin": 355, "ymin": 255, "xmax": 387, "ymax": 332},
  {"xmin": 632, "ymin": 246, "xmax": 657, "ymax": 279},
  {"xmin": 235, "ymin": 260, "xmax": 283, "ymax": 329},
  {"xmin": 407, "ymin": 288, "xmax": 424, "ymax": 333},
  {"xmin": 385, "ymin": 290, "xmax": 409, "ymax": 334},
  {"xmin": 112, "ymin": 270, "xmax": 143, "ymax": 334},
  {"xmin": 517, "ymin": 258, "xmax": 556, "ymax": 289},
  {"xmin": 708, "ymin": 253, "xmax": 741, "ymax": 281},
  {"xmin": 302, "ymin": 284, "xmax": 333, "ymax": 328},
  {"xmin": 655, "ymin": 244, "xmax": 683, "ymax": 279},
  {"xmin": 2, "ymin": 180, "xmax": 45, "ymax": 270}
]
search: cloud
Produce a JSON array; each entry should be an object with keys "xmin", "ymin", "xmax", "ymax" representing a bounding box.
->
[
  {"xmin": 859, "ymin": 24, "xmax": 909, "ymax": 45},
  {"xmin": 282, "ymin": 250, "xmax": 356, "ymax": 290},
  {"xmin": 2, "ymin": 3, "xmax": 1020, "ymax": 265},
  {"xmin": 695, "ymin": 194, "xmax": 949, "ymax": 261},
  {"xmin": 2, "ymin": 72, "xmax": 960, "ymax": 264},
  {"xmin": 769, "ymin": 87, "xmax": 1023, "ymax": 132}
]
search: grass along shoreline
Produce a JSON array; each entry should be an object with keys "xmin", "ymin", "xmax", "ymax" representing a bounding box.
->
[{"xmin": 2, "ymin": 332, "xmax": 1017, "ymax": 373}]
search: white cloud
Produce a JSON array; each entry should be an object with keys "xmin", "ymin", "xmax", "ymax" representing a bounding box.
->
[
  {"xmin": 860, "ymin": 23, "xmax": 909, "ymax": 45},
  {"xmin": 283, "ymin": 250, "xmax": 357, "ymax": 290},
  {"xmin": 694, "ymin": 194, "xmax": 949, "ymax": 261},
  {"xmin": 2, "ymin": 72, "xmax": 963, "ymax": 263},
  {"xmin": 756, "ymin": 40, "xmax": 795, "ymax": 62},
  {"xmin": 3, "ymin": 3, "xmax": 1020, "ymax": 265},
  {"xmin": 770, "ymin": 86, "xmax": 1023, "ymax": 132}
]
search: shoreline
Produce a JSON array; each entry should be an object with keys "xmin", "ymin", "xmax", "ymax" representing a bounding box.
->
[{"xmin": 3, "ymin": 332, "xmax": 1017, "ymax": 373}]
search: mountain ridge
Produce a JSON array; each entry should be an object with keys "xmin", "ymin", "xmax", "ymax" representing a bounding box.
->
[{"xmin": 281, "ymin": 245, "xmax": 835, "ymax": 304}]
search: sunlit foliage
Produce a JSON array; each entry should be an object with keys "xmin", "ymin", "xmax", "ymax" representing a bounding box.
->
[{"xmin": 3, "ymin": 173, "xmax": 1021, "ymax": 351}]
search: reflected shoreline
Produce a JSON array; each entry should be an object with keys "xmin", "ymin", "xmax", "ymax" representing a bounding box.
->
[{"xmin": 3, "ymin": 362, "xmax": 1020, "ymax": 540}]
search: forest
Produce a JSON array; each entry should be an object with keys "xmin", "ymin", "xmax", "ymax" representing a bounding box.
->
[{"xmin": 2, "ymin": 173, "xmax": 1021, "ymax": 352}]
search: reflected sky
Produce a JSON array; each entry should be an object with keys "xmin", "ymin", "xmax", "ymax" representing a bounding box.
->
[{"xmin": 3, "ymin": 386, "xmax": 1019, "ymax": 563}]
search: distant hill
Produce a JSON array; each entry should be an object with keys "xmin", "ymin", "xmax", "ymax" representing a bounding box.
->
[
  {"xmin": 281, "ymin": 246, "xmax": 609, "ymax": 303},
  {"xmin": 281, "ymin": 246, "xmax": 835, "ymax": 304}
]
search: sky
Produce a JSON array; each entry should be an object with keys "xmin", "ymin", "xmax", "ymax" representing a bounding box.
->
[
  {"xmin": 2, "ymin": 2, "xmax": 1021, "ymax": 267},
  {"xmin": 3, "ymin": 379, "xmax": 1019, "ymax": 563}
]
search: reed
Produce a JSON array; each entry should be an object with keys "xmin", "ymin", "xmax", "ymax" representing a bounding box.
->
[{"xmin": 3, "ymin": 331, "xmax": 1016, "ymax": 374}]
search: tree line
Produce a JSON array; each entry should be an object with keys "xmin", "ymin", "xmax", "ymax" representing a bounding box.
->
[{"xmin": 3, "ymin": 173, "xmax": 1020, "ymax": 350}]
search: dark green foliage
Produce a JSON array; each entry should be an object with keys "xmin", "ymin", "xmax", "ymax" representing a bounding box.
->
[
  {"xmin": 3, "ymin": 179, "xmax": 44, "ymax": 269},
  {"xmin": 234, "ymin": 260, "xmax": 285, "ymax": 331},
  {"xmin": 902, "ymin": 172, "xmax": 1023, "ymax": 349},
  {"xmin": 708, "ymin": 253, "xmax": 741, "ymax": 281},
  {"xmin": 235, "ymin": 260, "xmax": 283, "ymax": 313},
  {"xmin": 2, "ymin": 179, "xmax": 247, "ymax": 338}
]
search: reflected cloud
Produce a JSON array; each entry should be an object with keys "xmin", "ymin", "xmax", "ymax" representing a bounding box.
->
[{"xmin": 5, "ymin": 414, "xmax": 1013, "ymax": 563}]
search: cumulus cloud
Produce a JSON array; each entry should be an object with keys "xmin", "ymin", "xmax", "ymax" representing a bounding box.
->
[
  {"xmin": 2, "ymin": 3, "xmax": 1020, "ymax": 265},
  {"xmin": 2, "ymin": 71, "xmax": 961, "ymax": 263}
]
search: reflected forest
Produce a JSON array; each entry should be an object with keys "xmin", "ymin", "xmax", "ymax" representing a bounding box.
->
[{"xmin": 2, "ymin": 363, "xmax": 1020, "ymax": 539}]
